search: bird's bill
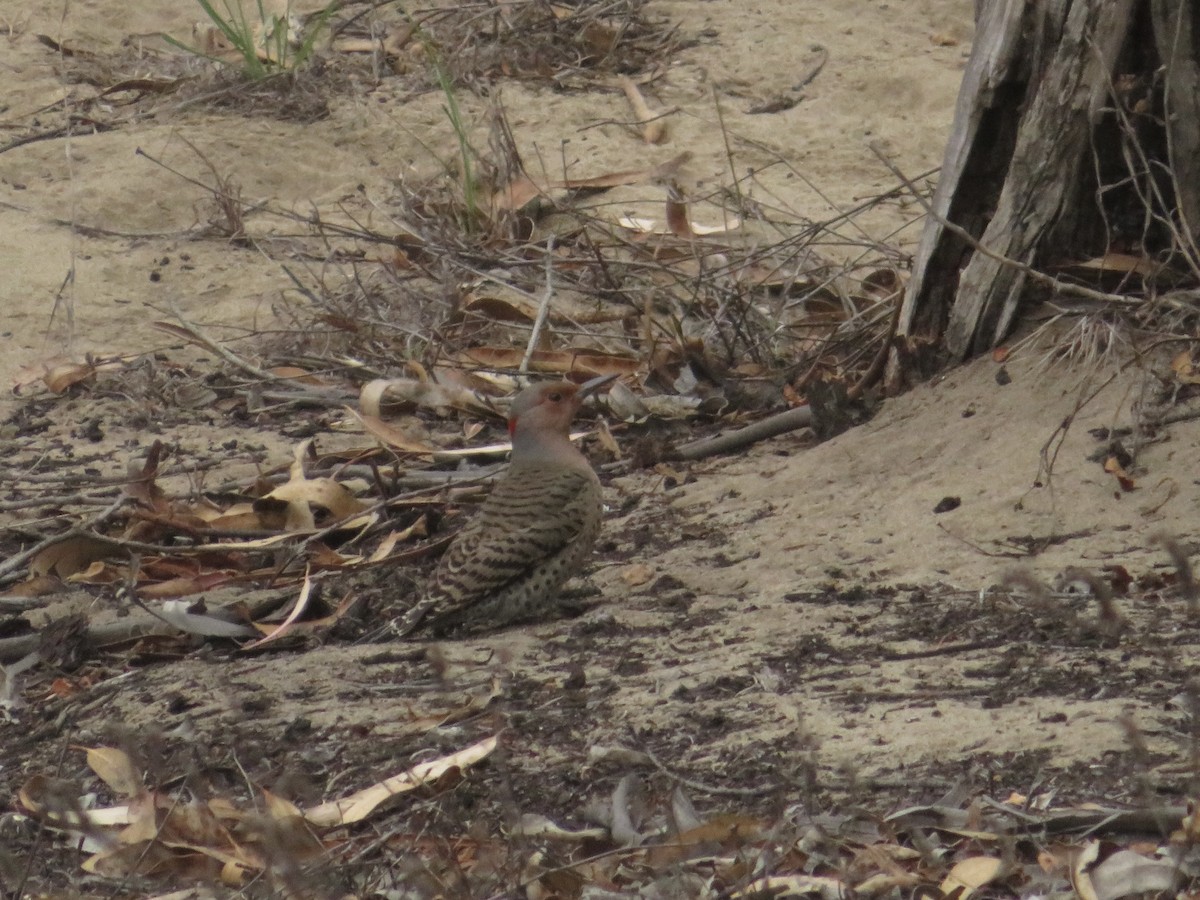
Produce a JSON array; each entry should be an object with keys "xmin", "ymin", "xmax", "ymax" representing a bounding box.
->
[{"xmin": 577, "ymin": 373, "xmax": 619, "ymax": 398}]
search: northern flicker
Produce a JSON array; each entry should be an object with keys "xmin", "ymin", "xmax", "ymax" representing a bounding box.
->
[{"xmin": 394, "ymin": 375, "xmax": 615, "ymax": 637}]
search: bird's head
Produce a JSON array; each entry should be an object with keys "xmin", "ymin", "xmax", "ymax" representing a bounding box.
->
[{"xmin": 507, "ymin": 375, "xmax": 617, "ymax": 441}]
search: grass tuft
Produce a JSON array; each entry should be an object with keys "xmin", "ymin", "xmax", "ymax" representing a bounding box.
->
[{"xmin": 166, "ymin": 0, "xmax": 335, "ymax": 80}]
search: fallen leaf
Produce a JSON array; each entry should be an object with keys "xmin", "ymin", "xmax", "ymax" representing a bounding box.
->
[
  {"xmin": 259, "ymin": 446, "xmax": 369, "ymax": 531},
  {"xmin": 368, "ymin": 516, "xmax": 430, "ymax": 563},
  {"xmin": 156, "ymin": 600, "xmax": 256, "ymax": 637},
  {"xmin": 1171, "ymin": 350, "xmax": 1200, "ymax": 384},
  {"xmin": 1068, "ymin": 252, "xmax": 1159, "ymax": 278},
  {"xmin": 303, "ymin": 735, "xmax": 498, "ymax": 827},
  {"xmin": 457, "ymin": 347, "xmax": 640, "ymax": 378},
  {"xmin": 489, "ymin": 152, "xmax": 692, "ymax": 213},
  {"xmin": 1086, "ymin": 849, "xmax": 1178, "ymax": 900},
  {"xmin": 82, "ymin": 747, "xmax": 145, "ymax": 799},
  {"xmin": 30, "ymin": 536, "xmax": 115, "ymax": 579},
  {"xmin": 1103, "ymin": 456, "xmax": 1137, "ymax": 492},
  {"xmin": 239, "ymin": 571, "xmax": 314, "ymax": 649},
  {"xmin": 346, "ymin": 407, "xmax": 436, "ymax": 455},
  {"xmin": 619, "ymin": 563, "xmax": 654, "ymax": 587},
  {"xmin": 617, "ymin": 75, "xmax": 669, "ymax": 144},
  {"xmin": 731, "ymin": 875, "xmax": 846, "ymax": 899},
  {"xmin": 939, "ymin": 856, "xmax": 1003, "ymax": 899}
]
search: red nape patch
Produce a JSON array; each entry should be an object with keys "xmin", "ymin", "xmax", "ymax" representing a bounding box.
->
[{"xmin": 508, "ymin": 418, "xmax": 518, "ymax": 436}]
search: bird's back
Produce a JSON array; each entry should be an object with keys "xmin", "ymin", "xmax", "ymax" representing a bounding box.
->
[{"xmin": 415, "ymin": 461, "xmax": 603, "ymax": 634}]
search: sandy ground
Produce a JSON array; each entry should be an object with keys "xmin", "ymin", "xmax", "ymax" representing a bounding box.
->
[{"xmin": 6, "ymin": 0, "xmax": 1200, "ymax": 891}]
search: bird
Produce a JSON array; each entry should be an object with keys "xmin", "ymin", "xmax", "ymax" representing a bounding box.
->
[{"xmin": 394, "ymin": 374, "xmax": 616, "ymax": 637}]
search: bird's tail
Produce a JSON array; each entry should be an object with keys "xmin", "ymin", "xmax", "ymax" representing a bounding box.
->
[{"xmin": 389, "ymin": 596, "xmax": 436, "ymax": 639}]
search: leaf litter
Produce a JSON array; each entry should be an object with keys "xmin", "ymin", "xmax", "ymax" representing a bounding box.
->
[
  {"xmin": 19, "ymin": 740, "xmax": 1200, "ymax": 897},
  {"xmin": 10, "ymin": 2, "xmax": 1200, "ymax": 896}
]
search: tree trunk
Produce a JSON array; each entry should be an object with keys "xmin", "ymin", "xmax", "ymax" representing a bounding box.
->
[{"xmin": 897, "ymin": 0, "xmax": 1199, "ymax": 374}]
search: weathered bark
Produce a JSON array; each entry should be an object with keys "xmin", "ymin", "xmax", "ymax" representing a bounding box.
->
[
  {"xmin": 900, "ymin": 0, "xmax": 1030, "ymax": 355},
  {"xmin": 1151, "ymin": 0, "xmax": 1200, "ymax": 247},
  {"xmin": 899, "ymin": 0, "xmax": 1196, "ymax": 369}
]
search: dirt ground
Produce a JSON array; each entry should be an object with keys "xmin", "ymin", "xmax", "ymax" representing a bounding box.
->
[{"xmin": 5, "ymin": 0, "xmax": 1200, "ymax": 894}]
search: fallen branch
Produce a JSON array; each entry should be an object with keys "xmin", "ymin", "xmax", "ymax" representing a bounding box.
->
[{"xmin": 674, "ymin": 298, "xmax": 900, "ymax": 460}]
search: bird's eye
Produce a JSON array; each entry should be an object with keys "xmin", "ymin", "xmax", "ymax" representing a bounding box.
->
[{"xmin": 547, "ymin": 392, "xmax": 563, "ymax": 402}]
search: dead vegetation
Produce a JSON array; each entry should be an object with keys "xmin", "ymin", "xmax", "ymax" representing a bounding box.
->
[{"xmin": 7, "ymin": 0, "xmax": 1200, "ymax": 896}]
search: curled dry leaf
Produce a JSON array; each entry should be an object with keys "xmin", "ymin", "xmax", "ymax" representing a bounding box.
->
[
  {"xmin": 360, "ymin": 377, "xmax": 491, "ymax": 418},
  {"xmin": 609, "ymin": 773, "xmax": 645, "ymax": 848},
  {"xmin": 1103, "ymin": 456, "xmax": 1137, "ymax": 492},
  {"xmin": 619, "ymin": 189, "xmax": 741, "ymax": 237},
  {"xmin": 645, "ymin": 814, "xmax": 768, "ymax": 867},
  {"xmin": 605, "ymin": 378, "xmax": 652, "ymax": 421},
  {"xmin": 303, "ymin": 734, "xmax": 498, "ymax": 827},
  {"xmin": 156, "ymin": 600, "xmax": 257, "ymax": 638},
  {"xmin": 239, "ymin": 571, "xmax": 314, "ymax": 649},
  {"xmin": 12, "ymin": 353, "xmax": 132, "ymax": 395},
  {"xmin": 368, "ymin": 515, "xmax": 430, "ymax": 563},
  {"xmin": 939, "ymin": 856, "xmax": 1004, "ymax": 899},
  {"xmin": 266, "ymin": 366, "xmax": 329, "ymax": 386},
  {"xmin": 860, "ymin": 266, "xmax": 906, "ymax": 299},
  {"xmin": 1084, "ymin": 848, "xmax": 1178, "ymax": 900},
  {"xmin": 345, "ymin": 406, "xmax": 435, "ymax": 455},
  {"xmin": 30, "ymin": 536, "xmax": 115, "ymax": 579},
  {"xmin": 617, "ymin": 74, "xmax": 669, "ymax": 144},
  {"xmin": 669, "ymin": 786, "xmax": 703, "ymax": 833},
  {"xmin": 1072, "ymin": 841, "xmax": 1103, "ymax": 900},
  {"xmin": 83, "ymin": 746, "xmax": 145, "ymax": 799},
  {"xmin": 731, "ymin": 875, "xmax": 847, "ymax": 899}
]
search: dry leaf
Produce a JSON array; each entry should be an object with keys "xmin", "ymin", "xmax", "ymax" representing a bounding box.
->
[
  {"xmin": 1171, "ymin": 351, "xmax": 1200, "ymax": 384},
  {"xmin": 489, "ymin": 152, "xmax": 692, "ymax": 213},
  {"xmin": 83, "ymin": 747, "xmax": 145, "ymax": 799},
  {"xmin": 30, "ymin": 536, "xmax": 115, "ymax": 579},
  {"xmin": 137, "ymin": 571, "xmax": 240, "ymax": 600},
  {"xmin": 368, "ymin": 516, "xmax": 430, "ymax": 563},
  {"xmin": 1103, "ymin": 456, "xmax": 1137, "ymax": 492},
  {"xmin": 259, "ymin": 446, "xmax": 369, "ymax": 531},
  {"xmin": 457, "ymin": 347, "xmax": 640, "ymax": 378},
  {"xmin": 939, "ymin": 856, "xmax": 1003, "ymax": 899},
  {"xmin": 346, "ymin": 407, "xmax": 436, "ymax": 455},
  {"xmin": 461, "ymin": 284, "xmax": 628, "ymax": 326},
  {"xmin": 1068, "ymin": 252, "xmax": 1158, "ymax": 278},
  {"xmin": 156, "ymin": 600, "xmax": 256, "ymax": 638},
  {"xmin": 1085, "ymin": 849, "xmax": 1178, "ymax": 900},
  {"xmin": 1072, "ymin": 841, "xmax": 1103, "ymax": 900},
  {"xmin": 514, "ymin": 814, "xmax": 608, "ymax": 841},
  {"xmin": 731, "ymin": 875, "xmax": 846, "ymax": 899},
  {"xmin": 239, "ymin": 572, "xmax": 314, "ymax": 649},
  {"xmin": 303, "ymin": 735, "xmax": 498, "ymax": 827},
  {"xmin": 359, "ymin": 377, "xmax": 492, "ymax": 418},
  {"xmin": 619, "ymin": 563, "xmax": 654, "ymax": 587},
  {"xmin": 618, "ymin": 74, "xmax": 668, "ymax": 144}
]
